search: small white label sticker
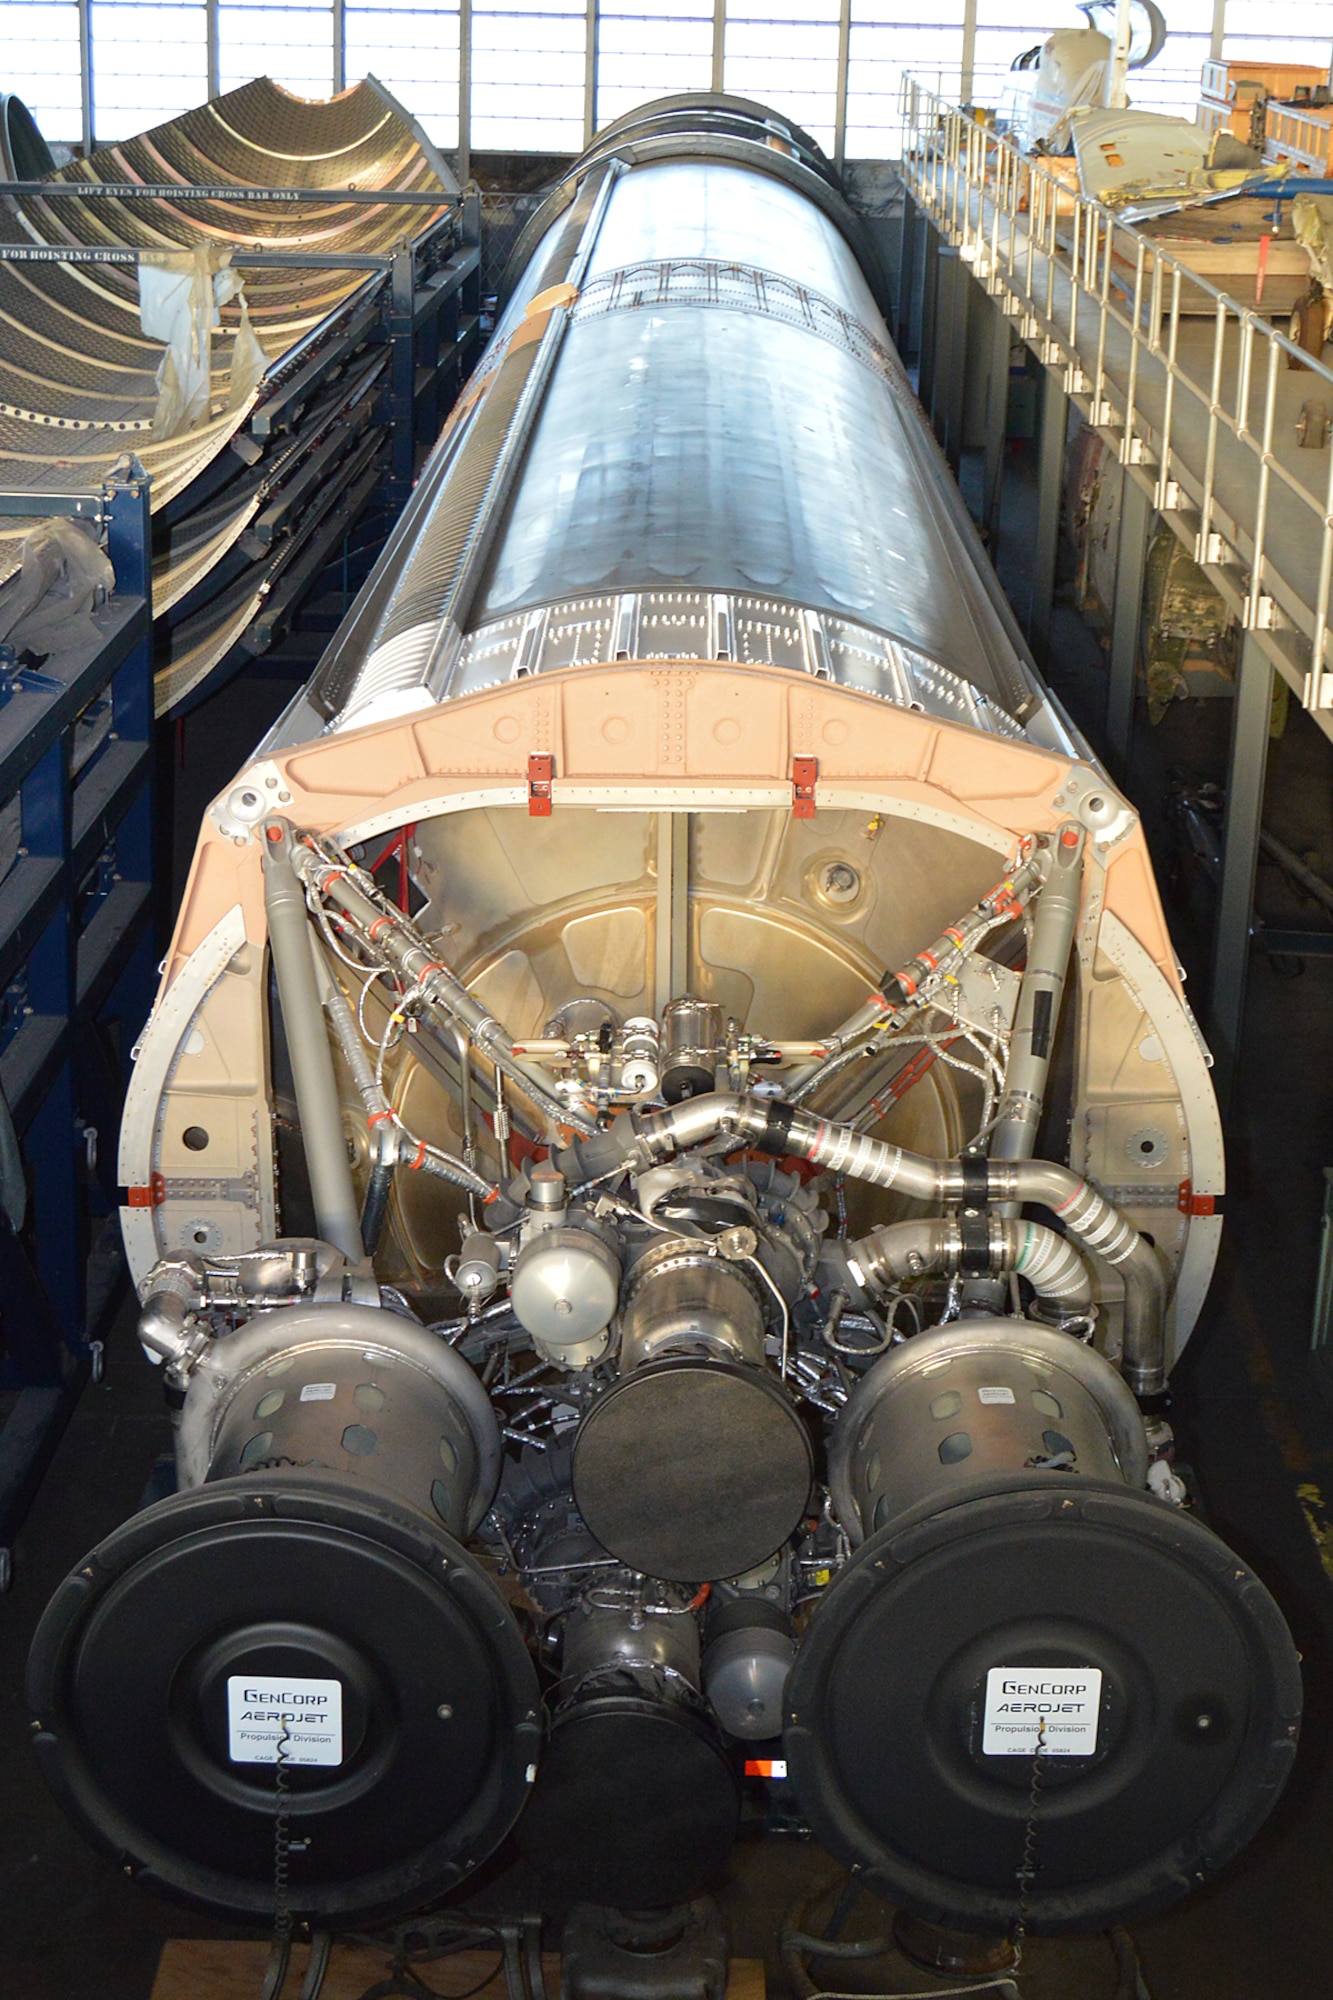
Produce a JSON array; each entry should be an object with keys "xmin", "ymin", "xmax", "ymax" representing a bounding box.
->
[
  {"xmin": 982, "ymin": 1666, "xmax": 1102, "ymax": 1756},
  {"xmin": 226, "ymin": 1676, "xmax": 343, "ymax": 1766},
  {"xmin": 978, "ymin": 1385, "xmax": 1016, "ymax": 1406},
  {"xmin": 299, "ymin": 1382, "xmax": 337, "ymax": 1402}
]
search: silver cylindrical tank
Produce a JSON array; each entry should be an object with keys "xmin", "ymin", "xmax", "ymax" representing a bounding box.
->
[
  {"xmin": 320, "ymin": 95, "xmax": 1063, "ymax": 749},
  {"xmin": 703, "ymin": 1595, "xmax": 795, "ymax": 1740},
  {"xmin": 659, "ymin": 996, "xmax": 725, "ymax": 1103},
  {"xmin": 510, "ymin": 1224, "xmax": 621, "ymax": 1364}
]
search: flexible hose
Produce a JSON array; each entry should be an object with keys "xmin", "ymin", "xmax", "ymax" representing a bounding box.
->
[
  {"xmin": 303, "ymin": 846, "xmax": 598, "ymax": 1138},
  {"xmin": 360, "ymin": 1162, "xmax": 395, "ymax": 1256},
  {"xmin": 317, "ymin": 958, "xmax": 384, "ymax": 1117},
  {"xmin": 779, "ymin": 1878, "xmax": 1017, "ymax": 2000},
  {"xmin": 784, "ymin": 1932, "xmax": 891, "ymax": 1959},
  {"xmin": 297, "ymin": 1931, "xmax": 333, "ymax": 2000},
  {"xmin": 1109, "ymin": 1926, "xmax": 1152, "ymax": 2000}
]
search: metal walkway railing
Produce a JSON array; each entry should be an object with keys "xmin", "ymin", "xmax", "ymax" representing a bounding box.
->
[{"xmin": 898, "ymin": 79, "xmax": 1333, "ymax": 740}]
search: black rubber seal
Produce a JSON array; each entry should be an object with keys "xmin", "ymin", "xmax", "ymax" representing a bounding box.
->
[
  {"xmin": 957, "ymin": 1207, "xmax": 991, "ymax": 1274},
  {"xmin": 755, "ymin": 1100, "xmax": 796, "ymax": 1157}
]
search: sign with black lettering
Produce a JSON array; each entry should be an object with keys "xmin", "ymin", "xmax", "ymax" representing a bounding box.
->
[
  {"xmin": 226, "ymin": 1675, "xmax": 343, "ymax": 1766},
  {"xmin": 981, "ymin": 1666, "xmax": 1102, "ymax": 1756}
]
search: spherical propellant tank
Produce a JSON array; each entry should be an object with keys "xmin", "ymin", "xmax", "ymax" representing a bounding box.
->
[{"xmin": 30, "ymin": 94, "xmax": 1298, "ymax": 1937}]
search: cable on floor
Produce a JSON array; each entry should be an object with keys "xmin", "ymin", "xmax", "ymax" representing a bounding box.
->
[{"xmin": 780, "ymin": 1867, "xmax": 1152, "ymax": 2000}]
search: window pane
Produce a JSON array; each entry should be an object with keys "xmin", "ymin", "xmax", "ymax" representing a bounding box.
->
[
  {"xmin": 472, "ymin": 0, "xmax": 586, "ymax": 150},
  {"xmin": 1127, "ymin": 41, "xmax": 1213, "ymax": 118},
  {"xmin": 1224, "ymin": 17, "xmax": 1333, "ymax": 65},
  {"xmin": 218, "ymin": 3, "xmax": 335, "ymax": 98},
  {"xmin": 345, "ymin": 4, "xmax": 461, "ymax": 148},
  {"xmin": 0, "ymin": 1, "xmax": 84, "ymax": 140},
  {"xmin": 846, "ymin": 5, "xmax": 967, "ymax": 156},
  {"xmin": 596, "ymin": 6, "xmax": 713, "ymax": 128},
  {"xmin": 724, "ymin": 4, "xmax": 840, "ymax": 150},
  {"xmin": 91, "ymin": 0, "xmax": 208, "ymax": 140}
]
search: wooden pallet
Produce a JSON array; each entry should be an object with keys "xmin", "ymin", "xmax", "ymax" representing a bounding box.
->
[{"xmin": 150, "ymin": 1941, "xmax": 767, "ymax": 2000}]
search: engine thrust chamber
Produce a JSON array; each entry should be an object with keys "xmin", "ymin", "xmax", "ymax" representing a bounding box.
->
[
  {"xmin": 28, "ymin": 1476, "xmax": 541, "ymax": 1924},
  {"xmin": 27, "ymin": 1303, "xmax": 539, "ymax": 1924},
  {"xmin": 784, "ymin": 1476, "xmax": 1301, "ymax": 1933},
  {"xmin": 517, "ymin": 1599, "xmax": 739, "ymax": 1907}
]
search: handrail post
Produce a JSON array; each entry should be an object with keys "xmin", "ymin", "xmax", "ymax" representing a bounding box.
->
[
  {"xmin": 1209, "ymin": 632, "xmax": 1275, "ymax": 1106},
  {"xmin": 1106, "ymin": 472, "xmax": 1153, "ymax": 777},
  {"xmin": 1028, "ymin": 365, "xmax": 1068, "ymax": 660}
]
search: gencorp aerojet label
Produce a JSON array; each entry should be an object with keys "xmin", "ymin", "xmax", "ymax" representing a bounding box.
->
[
  {"xmin": 226, "ymin": 1675, "xmax": 344, "ymax": 1765},
  {"xmin": 982, "ymin": 1666, "xmax": 1103, "ymax": 1756}
]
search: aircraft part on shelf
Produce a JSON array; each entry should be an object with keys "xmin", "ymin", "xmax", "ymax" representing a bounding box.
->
[{"xmin": 0, "ymin": 76, "xmax": 455, "ymax": 713}]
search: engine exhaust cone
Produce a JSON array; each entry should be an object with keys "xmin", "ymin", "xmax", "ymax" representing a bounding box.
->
[
  {"xmin": 572, "ymin": 1358, "xmax": 813, "ymax": 1582},
  {"xmin": 783, "ymin": 1475, "xmax": 1301, "ymax": 1934},
  {"xmin": 27, "ymin": 1474, "xmax": 541, "ymax": 1925}
]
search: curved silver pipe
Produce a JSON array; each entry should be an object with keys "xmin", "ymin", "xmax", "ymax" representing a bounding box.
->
[
  {"xmin": 570, "ymin": 1091, "xmax": 1168, "ymax": 1394},
  {"xmin": 261, "ymin": 820, "xmax": 367, "ymax": 1266},
  {"xmin": 839, "ymin": 1216, "xmax": 1093, "ymax": 1315},
  {"xmin": 982, "ymin": 1160, "xmax": 1168, "ymax": 1397},
  {"xmin": 137, "ymin": 1260, "xmax": 202, "ymax": 1365}
]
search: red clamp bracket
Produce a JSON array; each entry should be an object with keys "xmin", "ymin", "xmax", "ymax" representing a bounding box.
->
[
  {"xmin": 528, "ymin": 752, "xmax": 553, "ymax": 817},
  {"xmin": 125, "ymin": 1173, "xmax": 166, "ymax": 1209},
  {"xmin": 792, "ymin": 755, "xmax": 818, "ymax": 819},
  {"xmin": 1177, "ymin": 1180, "xmax": 1222, "ymax": 1217}
]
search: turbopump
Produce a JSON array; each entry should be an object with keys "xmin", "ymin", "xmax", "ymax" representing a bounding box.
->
[{"xmin": 31, "ymin": 91, "xmax": 1299, "ymax": 1945}]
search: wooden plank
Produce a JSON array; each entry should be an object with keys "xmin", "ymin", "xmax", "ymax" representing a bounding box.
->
[
  {"xmin": 724, "ymin": 1959, "xmax": 767, "ymax": 2000},
  {"xmin": 151, "ymin": 1942, "xmax": 557, "ymax": 2000},
  {"xmin": 151, "ymin": 1941, "xmax": 767, "ymax": 2000}
]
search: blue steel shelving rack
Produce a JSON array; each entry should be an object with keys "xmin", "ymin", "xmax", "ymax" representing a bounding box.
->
[
  {"xmin": 0, "ymin": 196, "xmax": 485, "ymax": 1578},
  {"xmin": 0, "ymin": 457, "xmax": 157, "ymax": 1583}
]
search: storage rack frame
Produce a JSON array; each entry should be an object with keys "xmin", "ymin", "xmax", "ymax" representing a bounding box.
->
[
  {"xmin": 0, "ymin": 457, "xmax": 154, "ymax": 1588},
  {"xmin": 0, "ymin": 188, "xmax": 484, "ymax": 1577}
]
